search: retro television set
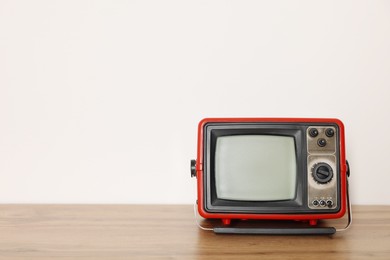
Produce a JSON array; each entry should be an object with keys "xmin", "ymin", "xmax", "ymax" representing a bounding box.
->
[{"xmin": 191, "ymin": 118, "xmax": 351, "ymax": 235}]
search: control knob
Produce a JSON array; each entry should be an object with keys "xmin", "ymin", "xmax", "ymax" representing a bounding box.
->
[{"xmin": 312, "ymin": 163, "xmax": 333, "ymax": 184}]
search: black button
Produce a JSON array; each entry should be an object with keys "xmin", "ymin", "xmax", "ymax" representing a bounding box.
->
[
  {"xmin": 325, "ymin": 128, "xmax": 335, "ymax": 137},
  {"xmin": 313, "ymin": 200, "xmax": 319, "ymax": 206},
  {"xmin": 309, "ymin": 128, "xmax": 319, "ymax": 137},
  {"xmin": 317, "ymin": 138, "xmax": 327, "ymax": 147}
]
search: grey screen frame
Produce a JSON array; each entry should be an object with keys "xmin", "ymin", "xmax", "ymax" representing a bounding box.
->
[{"xmin": 203, "ymin": 122, "xmax": 341, "ymax": 214}]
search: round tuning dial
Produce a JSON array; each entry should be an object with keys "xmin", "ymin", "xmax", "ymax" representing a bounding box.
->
[{"xmin": 312, "ymin": 163, "xmax": 333, "ymax": 184}]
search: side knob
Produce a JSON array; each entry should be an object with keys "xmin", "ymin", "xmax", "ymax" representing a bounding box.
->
[
  {"xmin": 312, "ymin": 163, "xmax": 333, "ymax": 184},
  {"xmin": 190, "ymin": 160, "xmax": 197, "ymax": 178}
]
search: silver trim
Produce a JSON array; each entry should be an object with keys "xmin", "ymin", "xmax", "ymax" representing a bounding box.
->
[
  {"xmin": 336, "ymin": 176, "xmax": 352, "ymax": 232},
  {"xmin": 193, "ymin": 202, "xmax": 214, "ymax": 231}
]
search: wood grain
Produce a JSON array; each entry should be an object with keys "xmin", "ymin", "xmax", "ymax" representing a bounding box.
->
[{"xmin": 0, "ymin": 205, "xmax": 389, "ymax": 259}]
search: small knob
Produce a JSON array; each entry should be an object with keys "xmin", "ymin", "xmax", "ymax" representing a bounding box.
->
[
  {"xmin": 312, "ymin": 163, "xmax": 333, "ymax": 184},
  {"xmin": 326, "ymin": 200, "xmax": 334, "ymax": 208},
  {"xmin": 309, "ymin": 128, "xmax": 319, "ymax": 137},
  {"xmin": 325, "ymin": 128, "xmax": 335, "ymax": 137},
  {"xmin": 317, "ymin": 138, "xmax": 327, "ymax": 147},
  {"xmin": 190, "ymin": 160, "xmax": 197, "ymax": 178}
]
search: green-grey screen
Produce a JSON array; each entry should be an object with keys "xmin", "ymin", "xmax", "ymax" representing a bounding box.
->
[{"xmin": 215, "ymin": 135, "xmax": 297, "ymax": 201}]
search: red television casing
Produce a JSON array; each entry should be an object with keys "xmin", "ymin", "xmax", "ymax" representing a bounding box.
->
[{"xmin": 195, "ymin": 118, "xmax": 347, "ymax": 226}]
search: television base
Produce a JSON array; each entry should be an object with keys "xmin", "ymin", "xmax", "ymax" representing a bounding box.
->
[{"xmin": 213, "ymin": 227, "xmax": 336, "ymax": 235}]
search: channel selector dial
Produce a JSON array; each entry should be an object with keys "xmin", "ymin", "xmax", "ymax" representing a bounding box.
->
[{"xmin": 312, "ymin": 163, "xmax": 333, "ymax": 184}]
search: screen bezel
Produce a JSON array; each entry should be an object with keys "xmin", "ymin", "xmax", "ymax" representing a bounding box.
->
[{"xmin": 203, "ymin": 122, "xmax": 341, "ymax": 214}]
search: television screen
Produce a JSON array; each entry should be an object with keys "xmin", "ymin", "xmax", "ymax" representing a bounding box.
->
[{"xmin": 215, "ymin": 135, "xmax": 297, "ymax": 201}]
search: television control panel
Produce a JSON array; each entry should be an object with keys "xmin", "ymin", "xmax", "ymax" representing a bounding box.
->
[{"xmin": 307, "ymin": 126, "xmax": 338, "ymax": 210}]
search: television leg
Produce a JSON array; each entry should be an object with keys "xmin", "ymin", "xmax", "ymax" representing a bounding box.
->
[{"xmin": 222, "ymin": 219, "xmax": 231, "ymax": 226}]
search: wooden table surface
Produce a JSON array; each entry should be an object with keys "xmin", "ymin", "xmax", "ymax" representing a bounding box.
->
[{"xmin": 0, "ymin": 205, "xmax": 389, "ymax": 259}]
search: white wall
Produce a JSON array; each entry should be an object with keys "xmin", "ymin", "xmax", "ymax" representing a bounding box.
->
[{"xmin": 1, "ymin": 0, "xmax": 389, "ymax": 204}]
